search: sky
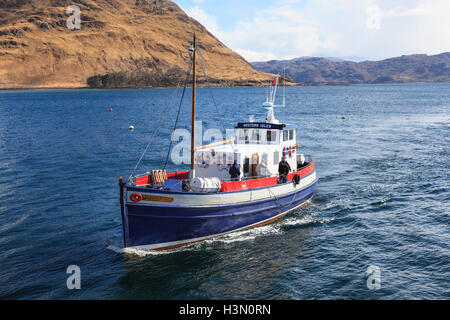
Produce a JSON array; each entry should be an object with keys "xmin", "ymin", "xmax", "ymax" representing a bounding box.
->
[{"xmin": 175, "ymin": 0, "xmax": 450, "ymax": 62}]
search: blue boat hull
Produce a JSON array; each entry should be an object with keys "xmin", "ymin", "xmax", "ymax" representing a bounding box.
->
[{"xmin": 120, "ymin": 177, "xmax": 318, "ymax": 250}]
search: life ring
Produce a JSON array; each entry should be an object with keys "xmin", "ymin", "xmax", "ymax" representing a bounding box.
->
[
  {"xmin": 293, "ymin": 174, "xmax": 301, "ymax": 185},
  {"xmin": 289, "ymin": 146, "xmax": 292, "ymax": 157},
  {"xmin": 283, "ymin": 147, "xmax": 287, "ymax": 157},
  {"xmin": 130, "ymin": 193, "xmax": 143, "ymax": 202}
]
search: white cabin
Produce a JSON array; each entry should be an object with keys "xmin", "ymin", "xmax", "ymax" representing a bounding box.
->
[{"xmin": 194, "ymin": 74, "xmax": 303, "ymax": 182}]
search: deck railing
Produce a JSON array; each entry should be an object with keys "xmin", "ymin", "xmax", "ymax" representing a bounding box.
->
[
  {"xmin": 131, "ymin": 155, "xmax": 314, "ymax": 186},
  {"xmin": 220, "ymin": 155, "xmax": 314, "ymax": 183}
]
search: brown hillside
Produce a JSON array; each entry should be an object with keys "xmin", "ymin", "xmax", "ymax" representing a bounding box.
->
[
  {"xmin": 0, "ymin": 0, "xmax": 279, "ymax": 89},
  {"xmin": 252, "ymin": 53, "xmax": 450, "ymax": 85}
]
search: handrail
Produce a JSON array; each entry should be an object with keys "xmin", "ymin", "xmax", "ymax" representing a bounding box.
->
[
  {"xmin": 221, "ymin": 155, "xmax": 314, "ymax": 183},
  {"xmin": 133, "ymin": 156, "xmax": 314, "ymax": 185},
  {"xmin": 195, "ymin": 138, "xmax": 236, "ymax": 151}
]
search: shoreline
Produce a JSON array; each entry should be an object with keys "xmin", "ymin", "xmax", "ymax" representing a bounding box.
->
[{"xmin": 1, "ymin": 81, "xmax": 449, "ymax": 92}]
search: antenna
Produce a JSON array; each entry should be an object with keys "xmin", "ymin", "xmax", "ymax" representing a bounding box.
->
[
  {"xmin": 272, "ymin": 73, "xmax": 279, "ymax": 105},
  {"xmin": 190, "ymin": 33, "xmax": 197, "ymax": 179},
  {"xmin": 282, "ymin": 68, "xmax": 286, "ymax": 108}
]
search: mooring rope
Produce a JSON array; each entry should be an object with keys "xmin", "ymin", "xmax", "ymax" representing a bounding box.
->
[{"xmin": 266, "ymin": 182, "xmax": 298, "ymax": 209}]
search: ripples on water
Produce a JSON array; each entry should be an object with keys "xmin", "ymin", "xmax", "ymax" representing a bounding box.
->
[{"xmin": 0, "ymin": 84, "xmax": 448, "ymax": 299}]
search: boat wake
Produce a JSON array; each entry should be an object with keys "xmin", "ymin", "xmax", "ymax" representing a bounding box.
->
[
  {"xmin": 107, "ymin": 245, "xmax": 186, "ymax": 257},
  {"xmin": 204, "ymin": 223, "xmax": 282, "ymax": 245},
  {"xmin": 282, "ymin": 215, "xmax": 335, "ymax": 227},
  {"xmin": 107, "ymin": 211, "xmax": 335, "ymax": 258}
]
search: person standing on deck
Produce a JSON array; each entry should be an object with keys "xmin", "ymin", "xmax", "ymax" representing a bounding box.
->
[
  {"xmin": 278, "ymin": 157, "xmax": 291, "ymax": 184},
  {"xmin": 229, "ymin": 160, "xmax": 241, "ymax": 181}
]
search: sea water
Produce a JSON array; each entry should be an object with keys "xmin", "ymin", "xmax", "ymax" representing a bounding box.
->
[{"xmin": 0, "ymin": 83, "xmax": 448, "ymax": 299}]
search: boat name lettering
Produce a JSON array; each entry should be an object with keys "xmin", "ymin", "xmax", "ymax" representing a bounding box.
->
[
  {"xmin": 142, "ymin": 195, "xmax": 174, "ymax": 203},
  {"xmin": 236, "ymin": 123, "xmax": 284, "ymax": 130}
]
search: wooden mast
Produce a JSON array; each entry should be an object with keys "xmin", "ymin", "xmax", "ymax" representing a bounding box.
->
[{"xmin": 190, "ymin": 34, "xmax": 197, "ymax": 178}]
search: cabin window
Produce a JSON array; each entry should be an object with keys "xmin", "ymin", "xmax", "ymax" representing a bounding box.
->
[
  {"xmin": 273, "ymin": 151, "xmax": 280, "ymax": 165},
  {"xmin": 244, "ymin": 157, "xmax": 250, "ymax": 174},
  {"xmin": 252, "ymin": 129, "xmax": 261, "ymax": 143},
  {"xmin": 267, "ymin": 130, "xmax": 273, "ymax": 143},
  {"xmin": 267, "ymin": 130, "xmax": 277, "ymax": 144},
  {"xmin": 289, "ymin": 129, "xmax": 294, "ymax": 140},
  {"xmin": 261, "ymin": 153, "xmax": 268, "ymax": 165},
  {"xmin": 237, "ymin": 130, "xmax": 244, "ymax": 143},
  {"xmin": 283, "ymin": 130, "xmax": 288, "ymax": 141},
  {"xmin": 238, "ymin": 129, "xmax": 249, "ymax": 144}
]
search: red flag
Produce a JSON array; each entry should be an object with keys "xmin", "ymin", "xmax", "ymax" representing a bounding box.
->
[{"xmin": 272, "ymin": 78, "xmax": 278, "ymax": 85}]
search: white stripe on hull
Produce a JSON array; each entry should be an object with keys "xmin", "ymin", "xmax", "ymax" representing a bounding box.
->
[{"xmin": 127, "ymin": 171, "xmax": 317, "ymax": 207}]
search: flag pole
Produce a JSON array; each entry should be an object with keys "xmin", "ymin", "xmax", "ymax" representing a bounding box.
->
[{"xmin": 190, "ymin": 34, "xmax": 197, "ymax": 179}]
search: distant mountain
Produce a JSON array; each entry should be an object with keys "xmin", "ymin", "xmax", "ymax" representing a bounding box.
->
[
  {"xmin": 0, "ymin": 0, "xmax": 280, "ymax": 89},
  {"xmin": 252, "ymin": 53, "xmax": 450, "ymax": 85}
]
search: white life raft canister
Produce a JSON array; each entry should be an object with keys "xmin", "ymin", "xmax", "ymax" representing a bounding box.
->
[{"xmin": 190, "ymin": 177, "xmax": 222, "ymax": 193}]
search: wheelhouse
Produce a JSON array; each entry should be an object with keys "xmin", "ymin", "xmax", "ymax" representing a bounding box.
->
[{"xmin": 193, "ymin": 122, "xmax": 300, "ymax": 182}]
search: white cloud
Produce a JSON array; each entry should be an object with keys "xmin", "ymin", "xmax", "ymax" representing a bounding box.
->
[
  {"xmin": 383, "ymin": 0, "xmax": 450, "ymax": 18},
  {"xmin": 185, "ymin": 0, "xmax": 450, "ymax": 61},
  {"xmin": 185, "ymin": 6, "xmax": 222, "ymax": 38}
]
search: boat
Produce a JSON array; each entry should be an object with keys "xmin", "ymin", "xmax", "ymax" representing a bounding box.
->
[{"xmin": 118, "ymin": 35, "xmax": 318, "ymax": 251}]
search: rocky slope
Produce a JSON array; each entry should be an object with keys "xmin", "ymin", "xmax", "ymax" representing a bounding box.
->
[
  {"xmin": 252, "ymin": 53, "xmax": 450, "ymax": 85},
  {"xmin": 0, "ymin": 0, "xmax": 279, "ymax": 89}
]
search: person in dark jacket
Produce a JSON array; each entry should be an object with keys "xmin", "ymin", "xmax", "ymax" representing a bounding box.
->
[
  {"xmin": 229, "ymin": 160, "xmax": 241, "ymax": 181},
  {"xmin": 278, "ymin": 157, "xmax": 291, "ymax": 184}
]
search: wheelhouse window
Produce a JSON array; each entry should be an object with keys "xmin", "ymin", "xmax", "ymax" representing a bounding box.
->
[
  {"xmin": 283, "ymin": 130, "xmax": 289, "ymax": 141},
  {"xmin": 289, "ymin": 129, "xmax": 294, "ymax": 141},
  {"xmin": 273, "ymin": 151, "xmax": 280, "ymax": 165},
  {"xmin": 251, "ymin": 129, "xmax": 261, "ymax": 143},
  {"xmin": 237, "ymin": 129, "xmax": 250, "ymax": 144},
  {"xmin": 267, "ymin": 130, "xmax": 272, "ymax": 143},
  {"xmin": 267, "ymin": 130, "xmax": 277, "ymax": 144}
]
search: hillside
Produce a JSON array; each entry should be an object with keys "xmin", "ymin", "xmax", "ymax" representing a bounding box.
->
[
  {"xmin": 252, "ymin": 53, "xmax": 450, "ymax": 85},
  {"xmin": 0, "ymin": 0, "xmax": 280, "ymax": 89}
]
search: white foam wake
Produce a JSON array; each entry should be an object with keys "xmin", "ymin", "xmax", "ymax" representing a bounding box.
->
[
  {"xmin": 107, "ymin": 245, "xmax": 186, "ymax": 257},
  {"xmin": 282, "ymin": 215, "xmax": 335, "ymax": 227},
  {"xmin": 107, "ymin": 211, "xmax": 335, "ymax": 258}
]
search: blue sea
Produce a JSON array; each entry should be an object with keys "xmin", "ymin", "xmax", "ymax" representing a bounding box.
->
[{"xmin": 0, "ymin": 83, "xmax": 448, "ymax": 299}]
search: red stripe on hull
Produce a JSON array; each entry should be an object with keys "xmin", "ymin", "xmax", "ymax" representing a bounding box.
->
[{"xmin": 136, "ymin": 171, "xmax": 190, "ymax": 186}]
